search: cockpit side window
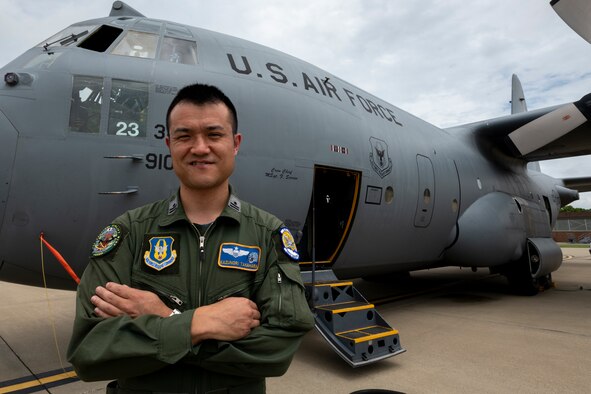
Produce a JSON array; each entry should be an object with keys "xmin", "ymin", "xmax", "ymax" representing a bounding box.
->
[
  {"xmin": 69, "ymin": 76, "xmax": 103, "ymax": 134},
  {"xmin": 108, "ymin": 79, "xmax": 149, "ymax": 138},
  {"xmin": 159, "ymin": 37, "xmax": 198, "ymax": 65},
  {"xmin": 78, "ymin": 25, "xmax": 123, "ymax": 52},
  {"xmin": 111, "ymin": 31, "xmax": 158, "ymax": 59}
]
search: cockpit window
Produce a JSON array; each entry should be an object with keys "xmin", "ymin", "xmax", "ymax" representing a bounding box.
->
[
  {"xmin": 78, "ymin": 25, "xmax": 123, "ymax": 52},
  {"xmin": 133, "ymin": 20, "xmax": 162, "ymax": 34},
  {"xmin": 165, "ymin": 23, "xmax": 193, "ymax": 39},
  {"xmin": 69, "ymin": 76, "xmax": 103, "ymax": 133},
  {"xmin": 159, "ymin": 37, "xmax": 198, "ymax": 65},
  {"xmin": 108, "ymin": 79, "xmax": 149, "ymax": 137},
  {"xmin": 111, "ymin": 30, "xmax": 158, "ymax": 59},
  {"xmin": 69, "ymin": 76, "xmax": 149, "ymax": 137},
  {"xmin": 38, "ymin": 25, "xmax": 98, "ymax": 50}
]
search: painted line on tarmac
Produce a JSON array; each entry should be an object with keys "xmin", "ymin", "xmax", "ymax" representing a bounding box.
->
[{"xmin": 0, "ymin": 367, "xmax": 79, "ymax": 394}]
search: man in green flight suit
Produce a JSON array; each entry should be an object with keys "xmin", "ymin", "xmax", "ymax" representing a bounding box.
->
[{"xmin": 67, "ymin": 83, "xmax": 315, "ymax": 393}]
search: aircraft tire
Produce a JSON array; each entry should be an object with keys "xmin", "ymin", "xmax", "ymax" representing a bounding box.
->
[{"xmin": 505, "ymin": 257, "xmax": 553, "ymax": 296}]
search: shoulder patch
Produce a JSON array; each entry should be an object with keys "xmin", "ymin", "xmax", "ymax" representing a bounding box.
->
[
  {"xmin": 91, "ymin": 225, "xmax": 122, "ymax": 257},
  {"xmin": 280, "ymin": 227, "xmax": 300, "ymax": 261}
]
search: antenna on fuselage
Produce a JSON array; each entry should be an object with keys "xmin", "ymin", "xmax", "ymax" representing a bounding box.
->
[{"xmin": 110, "ymin": 1, "xmax": 145, "ymax": 17}]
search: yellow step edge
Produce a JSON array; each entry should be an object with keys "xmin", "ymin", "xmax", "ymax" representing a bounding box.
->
[
  {"xmin": 305, "ymin": 281, "xmax": 354, "ymax": 287},
  {"xmin": 314, "ymin": 300, "xmax": 357, "ymax": 310},
  {"xmin": 337, "ymin": 326, "xmax": 400, "ymax": 344},
  {"xmin": 328, "ymin": 303, "xmax": 375, "ymax": 314}
]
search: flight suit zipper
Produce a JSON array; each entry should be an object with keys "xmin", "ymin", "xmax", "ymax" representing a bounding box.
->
[
  {"xmin": 277, "ymin": 271, "xmax": 282, "ymax": 313},
  {"xmin": 190, "ymin": 222, "xmax": 215, "ymax": 394},
  {"xmin": 199, "ymin": 234, "xmax": 205, "ymax": 307},
  {"xmin": 130, "ymin": 280, "xmax": 185, "ymax": 310},
  {"xmin": 191, "ymin": 222, "xmax": 216, "ymax": 308},
  {"xmin": 152, "ymin": 286, "xmax": 184, "ymax": 309}
]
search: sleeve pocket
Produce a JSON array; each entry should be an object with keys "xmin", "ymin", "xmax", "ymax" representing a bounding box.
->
[{"xmin": 267, "ymin": 262, "xmax": 314, "ymax": 330}]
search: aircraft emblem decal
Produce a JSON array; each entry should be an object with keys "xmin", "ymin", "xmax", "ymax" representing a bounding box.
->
[
  {"xmin": 144, "ymin": 236, "xmax": 178, "ymax": 271},
  {"xmin": 91, "ymin": 225, "xmax": 122, "ymax": 257},
  {"xmin": 219, "ymin": 243, "xmax": 261, "ymax": 271},
  {"xmin": 280, "ymin": 227, "xmax": 300, "ymax": 261},
  {"xmin": 369, "ymin": 137, "xmax": 393, "ymax": 178}
]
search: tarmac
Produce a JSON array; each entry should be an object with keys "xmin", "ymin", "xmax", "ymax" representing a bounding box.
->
[{"xmin": 1, "ymin": 247, "xmax": 590, "ymax": 394}]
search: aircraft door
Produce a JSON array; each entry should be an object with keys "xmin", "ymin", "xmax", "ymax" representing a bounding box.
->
[
  {"xmin": 414, "ymin": 154, "xmax": 435, "ymax": 227},
  {"xmin": 298, "ymin": 166, "xmax": 360, "ymax": 266},
  {"xmin": 0, "ymin": 110, "xmax": 18, "ymax": 233}
]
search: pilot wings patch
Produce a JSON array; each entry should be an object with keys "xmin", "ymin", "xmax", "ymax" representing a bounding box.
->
[{"xmin": 218, "ymin": 243, "xmax": 261, "ymax": 271}]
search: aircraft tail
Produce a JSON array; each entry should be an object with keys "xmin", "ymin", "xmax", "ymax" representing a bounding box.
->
[{"xmin": 511, "ymin": 74, "xmax": 528, "ymax": 114}]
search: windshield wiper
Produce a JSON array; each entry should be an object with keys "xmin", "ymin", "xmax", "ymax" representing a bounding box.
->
[{"xmin": 43, "ymin": 30, "xmax": 89, "ymax": 51}]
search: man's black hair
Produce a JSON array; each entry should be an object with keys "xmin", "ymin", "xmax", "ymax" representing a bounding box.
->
[{"xmin": 166, "ymin": 83, "xmax": 238, "ymax": 134}]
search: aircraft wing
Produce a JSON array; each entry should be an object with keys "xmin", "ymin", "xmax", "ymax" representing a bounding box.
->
[{"xmin": 447, "ymin": 93, "xmax": 591, "ymax": 162}]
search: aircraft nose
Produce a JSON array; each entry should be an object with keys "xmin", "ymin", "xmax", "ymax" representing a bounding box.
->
[{"xmin": 0, "ymin": 107, "xmax": 18, "ymax": 231}]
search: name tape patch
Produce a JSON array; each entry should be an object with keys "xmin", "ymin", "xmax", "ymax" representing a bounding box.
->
[{"xmin": 218, "ymin": 243, "xmax": 261, "ymax": 272}]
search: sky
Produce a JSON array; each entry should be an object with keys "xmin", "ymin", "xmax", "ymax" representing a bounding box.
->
[{"xmin": 1, "ymin": 0, "xmax": 590, "ymax": 207}]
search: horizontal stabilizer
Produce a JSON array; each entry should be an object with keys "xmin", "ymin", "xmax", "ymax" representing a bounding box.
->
[
  {"xmin": 562, "ymin": 176, "xmax": 591, "ymax": 193},
  {"xmin": 555, "ymin": 185, "xmax": 580, "ymax": 206}
]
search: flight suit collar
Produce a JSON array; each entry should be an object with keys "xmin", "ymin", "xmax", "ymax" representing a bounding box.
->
[{"xmin": 158, "ymin": 187, "xmax": 242, "ymax": 227}]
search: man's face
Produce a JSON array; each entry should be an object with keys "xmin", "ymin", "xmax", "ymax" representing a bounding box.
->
[{"xmin": 166, "ymin": 101, "xmax": 242, "ymax": 192}]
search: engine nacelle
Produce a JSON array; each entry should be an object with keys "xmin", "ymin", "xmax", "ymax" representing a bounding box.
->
[
  {"xmin": 444, "ymin": 192, "xmax": 526, "ymax": 267},
  {"xmin": 526, "ymin": 238, "xmax": 562, "ymax": 279}
]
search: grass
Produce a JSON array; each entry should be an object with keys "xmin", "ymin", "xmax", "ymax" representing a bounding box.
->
[{"xmin": 558, "ymin": 243, "xmax": 590, "ymax": 248}]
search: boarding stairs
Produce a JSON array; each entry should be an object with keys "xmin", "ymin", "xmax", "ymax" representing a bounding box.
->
[{"xmin": 301, "ymin": 269, "xmax": 405, "ymax": 367}]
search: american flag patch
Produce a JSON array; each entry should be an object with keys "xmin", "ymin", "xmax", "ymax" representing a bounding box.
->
[{"xmin": 330, "ymin": 145, "xmax": 349, "ymax": 155}]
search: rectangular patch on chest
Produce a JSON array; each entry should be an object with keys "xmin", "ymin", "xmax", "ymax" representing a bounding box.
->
[{"xmin": 218, "ymin": 243, "xmax": 261, "ymax": 272}]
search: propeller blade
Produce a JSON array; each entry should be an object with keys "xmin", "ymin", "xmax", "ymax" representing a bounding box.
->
[
  {"xmin": 551, "ymin": 0, "xmax": 591, "ymax": 44},
  {"xmin": 508, "ymin": 93, "xmax": 591, "ymax": 156}
]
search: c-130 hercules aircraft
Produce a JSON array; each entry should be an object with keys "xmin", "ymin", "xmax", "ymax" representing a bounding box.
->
[{"xmin": 1, "ymin": 0, "xmax": 590, "ymax": 366}]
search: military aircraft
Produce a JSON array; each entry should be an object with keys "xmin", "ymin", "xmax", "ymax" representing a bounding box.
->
[{"xmin": 1, "ymin": 1, "xmax": 590, "ymax": 366}]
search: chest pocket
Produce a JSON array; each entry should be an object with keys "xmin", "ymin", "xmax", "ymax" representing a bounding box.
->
[
  {"xmin": 131, "ymin": 270, "xmax": 189, "ymax": 311},
  {"xmin": 205, "ymin": 268, "xmax": 263, "ymax": 305}
]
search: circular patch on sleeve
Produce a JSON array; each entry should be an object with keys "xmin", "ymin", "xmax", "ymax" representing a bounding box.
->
[
  {"xmin": 280, "ymin": 227, "xmax": 299, "ymax": 261},
  {"xmin": 91, "ymin": 224, "xmax": 122, "ymax": 257}
]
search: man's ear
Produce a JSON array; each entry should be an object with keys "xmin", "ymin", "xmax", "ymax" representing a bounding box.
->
[{"xmin": 233, "ymin": 133, "xmax": 243, "ymax": 155}]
